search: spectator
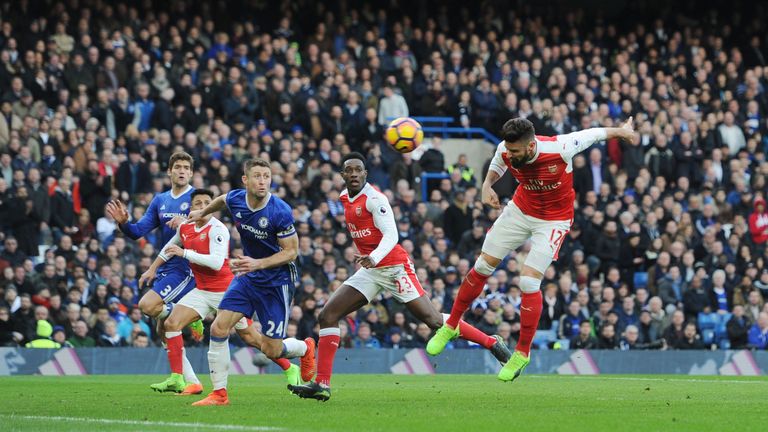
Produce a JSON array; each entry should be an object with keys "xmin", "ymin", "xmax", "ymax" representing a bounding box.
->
[
  {"xmin": 726, "ymin": 305, "xmax": 751, "ymax": 349},
  {"xmin": 748, "ymin": 197, "xmax": 768, "ymax": 248},
  {"xmin": 619, "ymin": 325, "xmax": 665, "ymax": 350},
  {"xmin": 569, "ymin": 320, "xmax": 597, "ymax": 349},
  {"xmin": 596, "ymin": 323, "xmax": 618, "ymax": 349},
  {"xmin": 115, "ymin": 147, "xmax": 152, "ymax": 197},
  {"xmin": 718, "ymin": 112, "xmax": 746, "ymax": 155},
  {"xmin": 97, "ymin": 318, "xmax": 127, "ymax": 347},
  {"xmin": 0, "ymin": 237, "xmax": 26, "ymax": 267},
  {"xmin": 117, "ymin": 307, "xmax": 150, "ymax": 340},
  {"xmin": 442, "ymin": 190, "xmax": 473, "ymax": 246},
  {"xmin": 377, "ymin": 84, "xmax": 408, "ymax": 126},
  {"xmin": 132, "ymin": 331, "xmax": 151, "ymax": 348},
  {"xmin": 0, "ymin": 306, "xmax": 23, "ymax": 346},
  {"xmin": 50, "ymin": 178, "xmax": 77, "ymax": 239},
  {"xmin": 677, "ymin": 322, "xmax": 705, "ymax": 350},
  {"xmin": 353, "ymin": 322, "xmax": 381, "ymax": 349},
  {"xmin": 24, "ymin": 319, "xmax": 61, "ymax": 348},
  {"xmin": 558, "ymin": 301, "xmax": 583, "ymax": 340},
  {"xmin": 662, "ymin": 311, "xmax": 687, "ymax": 349},
  {"xmin": 747, "ymin": 312, "xmax": 768, "ymax": 350},
  {"xmin": 644, "ymin": 135, "xmax": 675, "ymax": 183}
]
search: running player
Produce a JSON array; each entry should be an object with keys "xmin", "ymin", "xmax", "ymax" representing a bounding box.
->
[
  {"xmin": 106, "ymin": 151, "xmax": 204, "ymax": 394},
  {"xmin": 186, "ymin": 159, "xmax": 311, "ymax": 406},
  {"xmin": 139, "ymin": 189, "xmax": 315, "ymax": 394},
  {"xmin": 288, "ymin": 152, "xmax": 511, "ymax": 401},
  {"xmin": 427, "ymin": 117, "xmax": 636, "ymax": 381}
]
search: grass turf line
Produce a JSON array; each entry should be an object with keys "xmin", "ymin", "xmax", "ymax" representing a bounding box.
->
[{"xmin": 0, "ymin": 374, "xmax": 765, "ymax": 432}]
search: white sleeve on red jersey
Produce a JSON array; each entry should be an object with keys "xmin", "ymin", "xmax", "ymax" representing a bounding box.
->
[
  {"xmin": 366, "ymin": 191, "xmax": 398, "ymax": 265},
  {"xmin": 158, "ymin": 226, "xmax": 183, "ymax": 262},
  {"xmin": 557, "ymin": 128, "xmax": 608, "ymax": 162},
  {"xmin": 488, "ymin": 141, "xmax": 508, "ymax": 176},
  {"xmin": 183, "ymin": 221, "xmax": 230, "ymax": 271}
]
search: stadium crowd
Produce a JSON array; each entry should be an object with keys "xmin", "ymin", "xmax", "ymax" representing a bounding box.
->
[{"xmin": 2, "ymin": 0, "xmax": 768, "ymax": 353}]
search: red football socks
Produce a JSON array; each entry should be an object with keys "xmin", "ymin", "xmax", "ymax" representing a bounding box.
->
[
  {"xmin": 166, "ymin": 334, "xmax": 184, "ymax": 374},
  {"xmin": 446, "ymin": 269, "xmax": 490, "ymax": 329},
  {"xmin": 517, "ymin": 291, "xmax": 543, "ymax": 356},
  {"xmin": 315, "ymin": 328, "xmax": 341, "ymax": 387},
  {"xmin": 273, "ymin": 357, "xmax": 291, "ymax": 371},
  {"xmin": 458, "ymin": 319, "xmax": 496, "ymax": 349}
]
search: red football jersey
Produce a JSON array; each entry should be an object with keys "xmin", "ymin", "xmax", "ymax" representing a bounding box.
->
[
  {"xmin": 489, "ymin": 129, "xmax": 607, "ymax": 221},
  {"xmin": 340, "ymin": 183, "xmax": 410, "ymax": 267},
  {"xmin": 178, "ymin": 218, "xmax": 233, "ymax": 292}
]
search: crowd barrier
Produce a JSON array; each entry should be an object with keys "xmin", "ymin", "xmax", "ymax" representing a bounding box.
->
[{"xmin": 1, "ymin": 347, "xmax": 765, "ymax": 376}]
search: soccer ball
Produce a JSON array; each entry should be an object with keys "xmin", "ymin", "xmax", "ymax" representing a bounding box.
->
[{"xmin": 386, "ymin": 117, "xmax": 424, "ymax": 153}]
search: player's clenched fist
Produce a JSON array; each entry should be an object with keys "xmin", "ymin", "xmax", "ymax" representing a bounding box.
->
[
  {"xmin": 187, "ymin": 210, "xmax": 204, "ymax": 223},
  {"xmin": 354, "ymin": 254, "xmax": 376, "ymax": 269},
  {"xmin": 482, "ymin": 186, "xmax": 501, "ymax": 209}
]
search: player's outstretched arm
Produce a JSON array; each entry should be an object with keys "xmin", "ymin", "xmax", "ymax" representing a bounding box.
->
[
  {"xmin": 107, "ymin": 198, "xmax": 160, "ymax": 239},
  {"xmin": 604, "ymin": 117, "xmax": 635, "ymax": 142},
  {"xmin": 560, "ymin": 117, "xmax": 636, "ymax": 159},
  {"xmin": 230, "ymin": 234, "xmax": 298, "ymax": 273},
  {"xmin": 188, "ymin": 194, "xmax": 227, "ymax": 223}
]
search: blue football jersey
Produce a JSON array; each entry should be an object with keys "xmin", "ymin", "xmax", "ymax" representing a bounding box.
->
[
  {"xmin": 226, "ymin": 189, "xmax": 298, "ymax": 287},
  {"xmin": 120, "ymin": 185, "xmax": 195, "ymax": 272}
]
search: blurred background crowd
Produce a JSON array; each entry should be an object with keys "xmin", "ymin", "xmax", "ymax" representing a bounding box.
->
[{"xmin": 1, "ymin": 0, "xmax": 768, "ymax": 352}]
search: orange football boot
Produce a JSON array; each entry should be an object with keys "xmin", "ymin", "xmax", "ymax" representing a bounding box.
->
[
  {"xmin": 178, "ymin": 383, "xmax": 204, "ymax": 395},
  {"xmin": 300, "ymin": 337, "xmax": 317, "ymax": 382},
  {"xmin": 192, "ymin": 390, "xmax": 229, "ymax": 406}
]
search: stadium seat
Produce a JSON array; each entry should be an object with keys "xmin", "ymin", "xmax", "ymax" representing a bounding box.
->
[
  {"xmin": 534, "ymin": 330, "xmax": 555, "ymax": 350},
  {"xmin": 715, "ymin": 313, "xmax": 732, "ymax": 342},
  {"xmin": 633, "ymin": 272, "xmax": 648, "ymax": 289}
]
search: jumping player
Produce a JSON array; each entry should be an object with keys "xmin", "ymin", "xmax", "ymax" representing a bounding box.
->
[
  {"xmin": 288, "ymin": 152, "xmax": 512, "ymax": 401},
  {"xmin": 427, "ymin": 117, "xmax": 636, "ymax": 381},
  {"xmin": 106, "ymin": 151, "xmax": 204, "ymax": 394},
  {"xmin": 186, "ymin": 159, "xmax": 313, "ymax": 406},
  {"xmin": 139, "ymin": 189, "xmax": 315, "ymax": 394}
]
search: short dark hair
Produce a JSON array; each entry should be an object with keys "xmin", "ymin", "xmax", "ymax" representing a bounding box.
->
[
  {"xmin": 191, "ymin": 189, "xmax": 214, "ymax": 201},
  {"xmin": 168, "ymin": 151, "xmax": 194, "ymax": 170},
  {"xmin": 501, "ymin": 118, "xmax": 535, "ymax": 143},
  {"xmin": 342, "ymin": 152, "xmax": 366, "ymax": 167},
  {"xmin": 243, "ymin": 158, "xmax": 271, "ymax": 174}
]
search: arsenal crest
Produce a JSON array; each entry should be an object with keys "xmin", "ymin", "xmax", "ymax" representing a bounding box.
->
[
  {"xmin": 547, "ymin": 164, "xmax": 557, "ymax": 174},
  {"xmin": 355, "ymin": 206, "xmax": 362, "ymax": 217},
  {"xmin": 200, "ymin": 233, "xmax": 207, "ymax": 240}
]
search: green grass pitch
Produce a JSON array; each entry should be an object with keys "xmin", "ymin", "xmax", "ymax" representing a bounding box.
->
[{"xmin": 0, "ymin": 374, "xmax": 765, "ymax": 431}]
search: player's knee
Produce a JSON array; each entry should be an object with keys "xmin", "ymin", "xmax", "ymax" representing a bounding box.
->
[
  {"xmin": 474, "ymin": 254, "xmax": 499, "ymax": 276},
  {"xmin": 164, "ymin": 316, "xmax": 181, "ymax": 331},
  {"xmin": 318, "ymin": 308, "xmax": 338, "ymax": 328},
  {"xmin": 210, "ymin": 320, "xmax": 229, "ymax": 339},
  {"xmin": 519, "ymin": 275, "xmax": 542, "ymax": 293},
  {"xmin": 138, "ymin": 297, "xmax": 161, "ymax": 317}
]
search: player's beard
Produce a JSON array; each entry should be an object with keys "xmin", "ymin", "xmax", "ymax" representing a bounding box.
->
[{"xmin": 510, "ymin": 154, "xmax": 530, "ymax": 168}]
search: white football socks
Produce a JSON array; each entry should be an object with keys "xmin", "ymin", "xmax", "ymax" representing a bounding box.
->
[
  {"xmin": 208, "ymin": 337, "xmax": 230, "ymax": 391},
  {"xmin": 282, "ymin": 338, "xmax": 308, "ymax": 358},
  {"xmin": 182, "ymin": 347, "xmax": 200, "ymax": 384}
]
